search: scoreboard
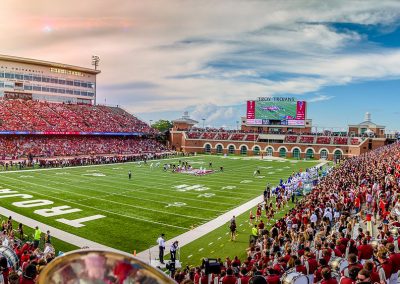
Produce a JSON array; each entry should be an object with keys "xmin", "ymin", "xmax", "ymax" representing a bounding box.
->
[{"xmin": 246, "ymin": 97, "xmax": 306, "ymax": 126}]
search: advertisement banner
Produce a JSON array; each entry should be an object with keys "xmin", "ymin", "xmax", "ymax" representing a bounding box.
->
[
  {"xmin": 246, "ymin": 100, "xmax": 256, "ymax": 119},
  {"xmin": 296, "ymin": 101, "xmax": 306, "ymax": 120}
]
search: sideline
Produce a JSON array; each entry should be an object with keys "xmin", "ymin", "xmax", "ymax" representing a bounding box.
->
[
  {"xmin": 136, "ymin": 160, "xmax": 328, "ymax": 263},
  {"xmin": 0, "ymin": 154, "xmax": 196, "ymax": 174},
  {"xmin": 0, "ymin": 206, "xmax": 126, "ymax": 254}
]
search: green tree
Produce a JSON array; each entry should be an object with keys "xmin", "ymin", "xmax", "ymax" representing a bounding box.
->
[{"xmin": 151, "ymin": 119, "xmax": 173, "ymax": 132}]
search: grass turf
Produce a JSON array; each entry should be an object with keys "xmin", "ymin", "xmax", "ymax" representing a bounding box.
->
[{"xmin": 0, "ymin": 155, "xmax": 318, "ymax": 258}]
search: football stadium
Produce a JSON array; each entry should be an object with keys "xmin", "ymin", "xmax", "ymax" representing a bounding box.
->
[
  {"xmin": 0, "ymin": 53, "xmax": 399, "ymax": 284},
  {"xmin": 1, "ymin": 2, "xmax": 400, "ymax": 284}
]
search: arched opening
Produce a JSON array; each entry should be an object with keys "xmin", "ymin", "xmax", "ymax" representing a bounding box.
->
[
  {"xmin": 240, "ymin": 145, "xmax": 248, "ymax": 155},
  {"xmin": 279, "ymin": 148, "xmax": 287, "ymax": 158},
  {"xmin": 334, "ymin": 150, "xmax": 342, "ymax": 161},
  {"xmin": 266, "ymin": 147, "xmax": 273, "ymax": 156},
  {"xmin": 253, "ymin": 146, "xmax": 260, "ymax": 155},
  {"xmin": 292, "ymin": 148, "xmax": 300, "ymax": 159},
  {"xmin": 228, "ymin": 145, "xmax": 235, "ymax": 155},
  {"xmin": 204, "ymin": 144, "xmax": 211, "ymax": 154},
  {"xmin": 216, "ymin": 145, "xmax": 223, "ymax": 154},
  {"xmin": 306, "ymin": 149, "xmax": 314, "ymax": 159},
  {"xmin": 320, "ymin": 149, "xmax": 328, "ymax": 160}
]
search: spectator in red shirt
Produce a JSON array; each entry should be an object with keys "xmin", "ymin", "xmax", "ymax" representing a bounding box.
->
[
  {"xmin": 357, "ymin": 239, "xmax": 374, "ymax": 263},
  {"xmin": 387, "ymin": 243, "xmax": 400, "ymax": 284},
  {"xmin": 238, "ymin": 268, "xmax": 251, "ymax": 284},
  {"xmin": 265, "ymin": 268, "xmax": 280, "ymax": 284},
  {"xmin": 221, "ymin": 268, "xmax": 236, "ymax": 284},
  {"xmin": 295, "ymin": 259, "xmax": 307, "ymax": 274},
  {"xmin": 320, "ymin": 268, "xmax": 338, "ymax": 284},
  {"xmin": 339, "ymin": 266, "xmax": 360, "ymax": 284}
]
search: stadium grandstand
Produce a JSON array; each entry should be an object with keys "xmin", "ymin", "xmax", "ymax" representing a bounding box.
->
[
  {"xmin": 0, "ymin": 55, "xmax": 170, "ymax": 167},
  {"xmin": 170, "ymin": 107, "xmax": 398, "ymax": 161}
]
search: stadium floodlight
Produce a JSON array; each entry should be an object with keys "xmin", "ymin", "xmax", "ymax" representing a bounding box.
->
[
  {"xmin": 92, "ymin": 55, "xmax": 100, "ymax": 70},
  {"xmin": 91, "ymin": 55, "xmax": 100, "ymax": 105},
  {"xmin": 202, "ymin": 118, "xmax": 205, "ymax": 129}
]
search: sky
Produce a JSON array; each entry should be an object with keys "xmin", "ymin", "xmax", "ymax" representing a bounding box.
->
[{"xmin": 1, "ymin": 0, "xmax": 400, "ymax": 130}]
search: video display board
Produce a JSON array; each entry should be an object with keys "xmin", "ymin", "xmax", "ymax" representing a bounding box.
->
[{"xmin": 247, "ymin": 97, "xmax": 306, "ymax": 125}]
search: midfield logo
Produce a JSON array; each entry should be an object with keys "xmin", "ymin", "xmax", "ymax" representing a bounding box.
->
[{"xmin": 173, "ymin": 184, "xmax": 209, "ymax": 192}]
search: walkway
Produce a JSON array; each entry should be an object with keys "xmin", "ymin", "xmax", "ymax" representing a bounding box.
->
[{"xmin": 136, "ymin": 161, "xmax": 328, "ymax": 262}]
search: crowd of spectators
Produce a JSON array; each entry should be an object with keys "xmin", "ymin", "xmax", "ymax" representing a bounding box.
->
[
  {"xmin": 285, "ymin": 136, "xmax": 298, "ymax": 143},
  {"xmin": 215, "ymin": 133, "xmax": 231, "ymax": 140},
  {"xmin": 186, "ymin": 129, "xmax": 366, "ymax": 146},
  {"xmin": 245, "ymin": 135, "xmax": 259, "ymax": 142},
  {"xmin": 333, "ymin": 137, "xmax": 349, "ymax": 145},
  {"xmin": 171, "ymin": 142, "xmax": 400, "ymax": 284},
  {"xmin": 1, "ymin": 216, "xmax": 55, "ymax": 284},
  {"xmin": 299, "ymin": 136, "xmax": 315, "ymax": 144},
  {"xmin": 0, "ymin": 99, "xmax": 156, "ymax": 134},
  {"xmin": 230, "ymin": 134, "xmax": 245, "ymax": 141},
  {"xmin": 316, "ymin": 137, "xmax": 332, "ymax": 145},
  {"xmin": 351, "ymin": 138, "xmax": 361, "ymax": 146},
  {"xmin": 0, "ymin": 136, "xmax": 168, "ymax": 160}
]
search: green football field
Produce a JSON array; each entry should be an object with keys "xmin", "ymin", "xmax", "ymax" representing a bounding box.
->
[
  {"xmin": 0, "ymin": 155, "xmax": 318, "ymax": 263},
  {"xmin": 255, "ymin": 100, "xmax": 297, "ymax": 120}
]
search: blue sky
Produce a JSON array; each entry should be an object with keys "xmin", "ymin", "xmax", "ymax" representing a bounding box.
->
[{"xmin": 1, "ymin": 0, "xmax": 400, "ymax": 130}]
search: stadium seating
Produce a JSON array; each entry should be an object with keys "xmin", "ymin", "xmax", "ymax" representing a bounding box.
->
[
  {"xmin": 0, "ymin": 99, "xmax": 155, "ymax": 133},
  {"xmin": 333, "ymin": 136, "xmax": 348, "ymax": 145},
  {"xmin": 201, "ymin": 132, "xmax": 217, "ymax": 139},
  {"xmin": 186, "ymin": 131, "xmax": 202, "ymax": 139},
  {"xmin": 316, "ymin": 136, "xmax": 331, "ymax": 144},
  {"xmin": 214, "ymin": 132, "xmax": 230, "ymax": 140},
  {"xmin": 284, "ymin": 135, "xmax": 298, "ymax": 143},
  {"xmin": 0, "ymin": 136, "xmax": 167, "ymax": 159},
  {"xmin": 245, "ymin": 134, "xmax": 258, "ymax": 141},
  {"xmin": 230, "ymin": 133, "xmax": 245, "ymax": 141},
  {"xmin": 298, "ymin": 135, "xmax": 315, "ymax": 143},
  {"xmin": 351, "ymin": 137, "xmax": 361, "ymax": 145}
]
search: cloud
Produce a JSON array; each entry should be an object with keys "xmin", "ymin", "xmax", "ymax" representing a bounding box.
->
[
  {"xmin": 308, "ymin": 95, "xmax": 335, "ymax": 103},
  {"xmin": 102, "ymin": 81, "xmax": 159, "ymax": 91},
  {"xmin": 1, "ymin": 0, "xmax": 400, "ymax": 119}
]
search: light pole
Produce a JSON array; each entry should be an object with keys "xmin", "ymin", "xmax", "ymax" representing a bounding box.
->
[
  {"xmin": 236, "ymin": 121, "xmax": 239, "ymax": 131},
  {"xmin": 91, "ymin": 55, "xmax": 100, "ymax": 105},
  {"xmin": 149, "ymin": 119, "xmax": 153, "ymax": 126},
  {"xmin": 202, "ymin": 118, "xmax": 205, "ymax": 129}
]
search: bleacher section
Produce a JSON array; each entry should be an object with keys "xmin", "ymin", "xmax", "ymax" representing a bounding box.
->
[
  {"xmin": 200, "ymin": 132, "xmax": 216, "ymax": 140},
  {"xmin": 298, "ymin": 136, "xmax": 315, "ymax": 144},
  {"xmin": 284, "ymin": 135, "xmax": 298, "ymax": 143},
  {"xmin": 184, "ymin": 130, "xmax": 366, "ymax": 146},
  {"xmin": 214, "ymin": 132, "xmax": 230, "ymax": 140},
  {"xmin": 230, "ymin": 133, "xmax": 245, "ymax": 141},
  {"xmin": 316, "ymin": 136, "xmax": 331, "ymax": 144},
  {"xmin": 333, "ymin": 136, "xmax": 348, "ymax": 145},
  {"xmin": 245, "ymin": 134, "xmax": 258, "ymax": 141},
  {"xmin": 0, "ymin": 136, "xmax": 167, "ymax": 159},
  {"xmin": 0, "ymin": 99, "xmax": 155, "ymax": 133}
]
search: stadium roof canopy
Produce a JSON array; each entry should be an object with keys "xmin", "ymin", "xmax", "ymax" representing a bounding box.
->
[{"xmin": 0, "ymin": 54, "xmax": 101, "ymax": 75}]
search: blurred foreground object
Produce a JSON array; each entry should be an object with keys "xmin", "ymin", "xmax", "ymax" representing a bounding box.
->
[{"xmin": 38, "ymin": 249, "xmax": 176, "ymax": 284}]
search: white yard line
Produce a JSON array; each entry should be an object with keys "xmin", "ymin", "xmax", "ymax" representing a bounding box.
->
[
  {"xmin": 0, "ymin": 177, "xmax": 188, "ymax": 230},
  {"xmin": 136, "ymin": 160, "xmax": 328, "ymax": 263},
  {"xmin": 0, "ymin": 206, "xmax": 126, "ymax": 254},
  {"xmin": 0, "ymin": 174, "xmax": 206, "ymax": 223}
]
